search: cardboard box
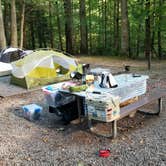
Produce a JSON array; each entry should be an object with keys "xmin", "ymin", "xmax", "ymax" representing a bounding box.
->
[{"xmin": 86, "ymin": 93, "xmax": 120, "ymax": 122}]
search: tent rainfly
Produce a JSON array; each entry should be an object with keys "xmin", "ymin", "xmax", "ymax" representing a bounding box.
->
[{"xmin": 11, "ymin": 50, "xmax": 80, "ymax": 89}]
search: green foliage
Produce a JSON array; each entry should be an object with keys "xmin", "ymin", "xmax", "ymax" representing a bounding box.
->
[{"xmin": 1, "ymin": 0, "xmax": 166, "ymax": 59}]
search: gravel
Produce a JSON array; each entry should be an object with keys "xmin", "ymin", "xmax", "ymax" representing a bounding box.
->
[{"xmin": 0, "ymin": 60, "xmax": 166, "ymax": 166}]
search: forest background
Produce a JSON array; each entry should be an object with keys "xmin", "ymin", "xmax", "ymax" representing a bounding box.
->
[{"xmin": 0, "ymin": 0, "xmax": 166, "ymax": 70}]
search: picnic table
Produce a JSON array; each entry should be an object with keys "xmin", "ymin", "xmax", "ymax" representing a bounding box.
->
[{"xmin": 42, "ymin": 73, "xmax": 166, "ymax": 138}]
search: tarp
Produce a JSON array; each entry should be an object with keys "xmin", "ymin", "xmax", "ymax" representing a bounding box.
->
[
  {"xmin": 0, "ymin": 47, "xmax": 32, "ymax": 63},
  {"xmin": 11, "ymin": 50, "xmax": 79, "ymax": 89}
]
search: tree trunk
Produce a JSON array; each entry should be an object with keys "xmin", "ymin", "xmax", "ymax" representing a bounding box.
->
[
  {"xmin": 103, "ymin": 0, "xmax": 107, "ymax": 49},
  {"xmin": 97, "ymin": 0, "xmax": 102, "ymax": 51},
  {"xmin": 158, "ymin": 0, "xmax": 163, "ymax": 59},
  {"xmin": 30, "ymin": 22, "xmax": 35, "ymax": 49},
  {"xmin": 64, "ymin": 0, "xmax": 73, "ymax": 54},
  {"xmin": 88, "ymin": 0, "xmax": 92, "ymax": 54},
  {"xmin": 55, "ymin": 2, "xmax": 63, "ymax": 51},
  {"xmin": 101, "ymin": 0, "xmax": 105, "ymax": 49},
  {"xmin": 114, "ymin": 0, "xmax": 120, "ymax": 54},
  {"xmin": 0, "ymin": 0, "xmax": 6, "ymax": 49},
  {"xmin": 23, "ymin": 22, "xmax": 27, "ymax": 48},
  {"xmin": 19, "ymin": 0, "xmax": 25, "ymax": 49},
  {"xmin": 11, "ymin": 0, "xmax": 18, "ymax": 47},
  {"xmin": 145, "ymin": 0, "xmax": 151, "ymax": 70},
  {"xmin": 136, "ymin": 23, "xmax": 141, "ymax": 57},
  {"xmin": 3, "ymin": 0, "xmax": 10, "ymax": 45},
  {"xmin": 151, "ymin": 0, "xmax": 156, "ymax": 58},
  {"xmin": 49, "ymin": 1, "xmax": 54, "ymax": 48},
  {"xmin": 79, "ymin": 0, "xmax": 88, "ymax": 54},
  {"xmin": 121, "ymin": 0, "xmax": 129, "ymax": 56},
  {"xmin": 36, "ymin": 11, "xmax": 42, "ymax": 48},
  {"xmin": 136, "ymin": 0, "xmax": 144, "ymax": 57}
]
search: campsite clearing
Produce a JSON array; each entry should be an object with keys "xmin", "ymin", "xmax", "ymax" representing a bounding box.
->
[{"xmin": 0, "ymin": 58, "xmax": 166, "ymax": 165}]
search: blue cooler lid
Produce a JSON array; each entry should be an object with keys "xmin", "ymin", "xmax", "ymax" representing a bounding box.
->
[{"xmin": 22, "ymin": 104, "xmax": 42, "ymax": 112}]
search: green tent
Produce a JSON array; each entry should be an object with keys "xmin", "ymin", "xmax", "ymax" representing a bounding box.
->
[{"xmin": 11, "ymin": 50, "xmax": 81, "ymax": 89}]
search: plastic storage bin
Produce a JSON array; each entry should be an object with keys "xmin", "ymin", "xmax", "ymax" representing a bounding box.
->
[
  {"xmin": 94, "ymin": 74, "xmax": 149, "ymax": 103},
  {"xmin": 42, "ymin": 83, "xmax": 75, "ymax": 108},
  {"xmin": 22, "ymin": 104, "xmax": 42, "ymax": 121}
]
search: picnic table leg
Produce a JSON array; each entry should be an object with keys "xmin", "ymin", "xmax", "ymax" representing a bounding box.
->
[
  {"xmin": 88, "ymin": 119, "xmax": 113, "ymax": 138},
  {"xmin": 138, "ymin": 97, "xmax": 163, "ymax": 115},
  {"xmin": 88, "ymin": 118, "xmax": 92, "ymax": 128},
  {"xmin": 158, "ymin": 98, "xmax": 162, "ymax": 115},
  {"xmin": 76, "ymin": 96, "xmax": 81, "ymax": 123},
  {"xmin": 112, "ymin": 120, "xmax": 117, "ymax": 138}
]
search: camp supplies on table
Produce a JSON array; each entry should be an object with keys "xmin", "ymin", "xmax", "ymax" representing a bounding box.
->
[
  {"xmin": 86, "ymin": 93, "xmax": 120, "ymax": 122},
  {"xmin": 85, "ymin": 74, "xmax": 95, "ymax": 84},
  {"xmin": 42, "ymin": 83, "xmax": 76, "ymax": 108},
  {"xmin": 94, "ymin": 74, "xmax": 149, "ymax": 103},
  {"xmin": 99, "ymin": 72, "xmax": 118, "ymax": 88},
  {"xmin": 69, "ymin": 84, "xmax": 88, "ymax": 92}
]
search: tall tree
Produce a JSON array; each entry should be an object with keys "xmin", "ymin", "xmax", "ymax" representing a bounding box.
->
[
  {"xmin": 102, "ymin": 0, "xmax": 107, "ymax": 49},
  {"xmin": 88, "ymin": 0, "xmax": 92, "ymax": 54},
  {"xmin": 11, "ymin": 0, "xmax": 18, "ymax": 47},
  {"xmin": 158, "ymin": 0, "xmax": 163, "ymax": 59},
  {"xmin": 121, "ymin": 0, "xmax": 130, "ymax": 56},
  {"xmin": 136, "ymin": 0, "xmax": 144, "ymax": 57},
  {"xmin": 64, "ymin": 0, "xmax": 73, "ymax": 54},
  {"xmin": 151, "ymin": 0, "xmax": 157, "ymax": 57},
  {"xmin": 79, "ymin": 0, "xmax": 88, "ymax": 54},
  {"xmin": 3, "ymin": 0, "xmax": 10, "ymax": 45},
  {"xmin": 30, "ymin": 22, "xmax": 35, "ymax": 49},
  {"xmin": 145, "ymin": 0, "xmax": 151, "ymax": 70},
  {"xmin": 55, "ymin": 1, "xmax": 63, "ymax": 51},
  {"xmin": 0, "ymin": 0, "xmax": 6, "ymax": 49},
  {"xmin": 114, "ymin": 0, "xmax": 120, "ymax": 54},
  {"xmin": 19, "ymin": 0, "xmax": 25, "ymax": 49},
  {"xmin": 49, "ymin": 0, "xmax": 54, "ymax": 48},
  {"xmin": 97, "ymin": 0, "xmax": 102, "ymax": 51}
]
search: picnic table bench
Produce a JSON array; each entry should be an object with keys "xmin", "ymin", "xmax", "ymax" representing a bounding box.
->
[{"xmin": 88, "ymin": 88, "xmax": 166, "ymax": 138}]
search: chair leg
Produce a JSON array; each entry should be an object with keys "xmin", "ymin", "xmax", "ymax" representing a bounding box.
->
[{"xmin": 112, "ymin": 120, "xmax": 117, "ymax": 138}]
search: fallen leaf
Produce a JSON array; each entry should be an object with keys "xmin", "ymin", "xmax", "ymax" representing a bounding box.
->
[
  {"xmin": 78, "ymin": 161, "xmax": 85, "ymax": 166},
  {"xmin": 56, "ymin": 127, "xmax": 65, "ymax": 132},
  {"xmin": 140, "ymin": 139, "xmax": 144, "ymax": 144},
  {"xmin": 122, "ymin": 137, "xmax": 126, "ymax": 140},
  {"xmin": 24, "ymin": 157, "xmax": 31, "ymax": 161},
  {"xmin": 42, "ymin": 137, "xmax": 48, "ymax": 143}
]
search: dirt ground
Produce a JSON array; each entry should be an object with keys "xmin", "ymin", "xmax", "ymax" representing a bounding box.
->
[{"xmin": 0, "ymin": 58, "xmax": 166, "ymax": 166}]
